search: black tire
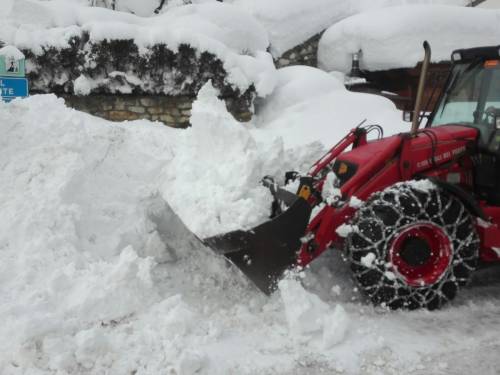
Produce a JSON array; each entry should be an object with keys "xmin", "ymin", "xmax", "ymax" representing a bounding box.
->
[{"xmin": 345, "ymin": 181, "xmax": 479, "ymax": 310}]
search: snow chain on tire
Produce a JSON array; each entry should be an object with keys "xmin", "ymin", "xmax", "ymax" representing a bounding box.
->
[{"xmin": 345, "ymin": 181, "xmax": 480, "ymax": 310}]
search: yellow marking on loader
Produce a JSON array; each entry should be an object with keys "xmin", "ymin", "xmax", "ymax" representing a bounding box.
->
[
  {"xmin": 298, "ymin": 185, "xmax": 311, "ymax": 200},
  {"xmin": 338, "ymin": 162, "xmax": 349, "ymax": 175}
]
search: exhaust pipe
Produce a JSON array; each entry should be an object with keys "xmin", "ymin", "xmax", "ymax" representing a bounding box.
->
[{"xmin": 411, "ymin": 41, "xmax": 431, "ymax": 136}]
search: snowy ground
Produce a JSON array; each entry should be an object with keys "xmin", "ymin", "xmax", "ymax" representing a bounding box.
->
[{"xmin": 2, "ymin": 71, "xmax": 500, "ymax": 374}]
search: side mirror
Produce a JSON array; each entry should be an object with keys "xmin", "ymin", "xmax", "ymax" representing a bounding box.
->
[{"xmin": 403, "ymin": 110, "xmax": 413, "ymax": 122}]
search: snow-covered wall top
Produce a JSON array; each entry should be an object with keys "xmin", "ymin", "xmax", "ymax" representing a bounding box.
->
[
  {"xmin": 0, "ymin": 0, "xmax": 276, "ymax": 97},
  {"xmin": 318, "ymin": 5, "xmax": 500, "ymax": 73},
  {"xmin": 232, "ymin": 0, "xmax": 469, "ymax": 57}
]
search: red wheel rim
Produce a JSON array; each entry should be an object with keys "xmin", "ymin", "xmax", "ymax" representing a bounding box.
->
[{"xmin": 389, "ymin": 223, "xmax": 452, "ymax": 287}]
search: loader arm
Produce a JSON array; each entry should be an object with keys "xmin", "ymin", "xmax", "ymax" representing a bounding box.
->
[
  {"xmin": 298, "ymin": 136, "xmax": 403, "ymax": 266},
  {"xmin": 203, "ymin": 126, "xmax": 371, "ymax": 293}
]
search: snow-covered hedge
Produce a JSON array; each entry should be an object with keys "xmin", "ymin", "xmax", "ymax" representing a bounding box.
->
[
  {"xmin": 318, "ymin": 5, "xmax": 500, "ymax": 73},
  {"xmin": 24, "ymin": 35, "xmax": 247, "ymax": 98},
  {"xmin": 1, "ymin": 0, "xmax": 275, "ymax": 99}
]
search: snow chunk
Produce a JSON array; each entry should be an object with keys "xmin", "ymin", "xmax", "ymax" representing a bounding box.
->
[
  {"xmin": 190, "ymin": 80, "xmax": 236, "ymax": 127},
  {"xmin": 384, "ymin": 271, "xmax": 397, "ymax": 281},
  {"xmin": 405, "ymin": 179, "xmax": 436, "ymax": 193},
  {"xmin": 322, "ymin": 305, "xmax": 350, "ymax": 349},
  {"xmin": 279, "ymin": 277, "xmax": 329, "ymax": 336},
  {"xmin": 319, "ymin": 5, "xmax": 499, "ymax": 73},
  {"xmin": 73, "ymin": 75, "xmax": 94, "ymax": 96},
  {"xmin": 278, "ymin": 277, "xmax": 349, "ymax": 349},
  {"xmin": 349, "ymin": 196, "xmax": 363, "ymax": 209},
  {"xmin": 336, "ymin": 224, "xmax": 359, "ymax": 238},
  {"xmin": 360, "ymin": 253, "xmax": 376, "ymax": 269},
  {"xmin": 477, "ymin": 217, "xmax": 492, "ymax": 229}
]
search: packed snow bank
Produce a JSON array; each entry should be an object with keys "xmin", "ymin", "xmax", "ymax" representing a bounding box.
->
[
  {"xmin": 1, "ymin": 0, "xmax": 275, "ymax": 97},
  {"xmin": 253, "ymin": 66, "xmax": 407, "ymax": 148},
  {"xmin": 232, "ymin": 0, "xmax": 468, "ymax": 57},
  {"xmin": 318, "ymin": 5, "xmax": 500, "ymax": 73},
  {"xmin": 0, "ymin": 93, "xmax": 257, "ymax": 374}
]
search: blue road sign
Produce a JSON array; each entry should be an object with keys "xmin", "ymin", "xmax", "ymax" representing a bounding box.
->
[{"xmin": 0, "ymin": 76, "xmax": 29, "ymax": 102}]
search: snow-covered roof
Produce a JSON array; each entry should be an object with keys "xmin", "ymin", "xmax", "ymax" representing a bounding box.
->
[
  {"xmin": 0, "ymin": 0, "xmax": 275, "ymax": 96},
  {"xmin": 232, "ymin": 0, "xmax": 468, "ymax": 57},
  {"xmin": 318, "ymin": 5, "xmax": 500, "ymax": 73}
]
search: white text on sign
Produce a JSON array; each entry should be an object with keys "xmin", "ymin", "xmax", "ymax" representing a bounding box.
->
[{"xmin": 0, "ymin": 80, "xmax": 15, "ymax": 96}]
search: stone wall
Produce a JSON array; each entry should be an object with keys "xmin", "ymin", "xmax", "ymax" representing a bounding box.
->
[
  {"xmin": 61, "ymin": 94, "xmax": 252, "ymax": 127},
  {"xmin": 275, "ymin": 33, "xmax": 322, "ymax": 68}
]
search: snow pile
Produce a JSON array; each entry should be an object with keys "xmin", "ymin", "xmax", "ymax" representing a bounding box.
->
[
  {"xmin": 0, "ymin": 81, "xmax": 368, "ymax": 373},
  {"xmin": 232, "ymin": 0, "xmax": 468, "ymax": 57},
  {"xmin": 3, "ymin": 78, "xmax": 500, "ymax": 372},
  {"xmin": 319, "ymin": 5, "xmax": 500, "ymax": 73},
  {"xmin": 159, "ymin": 82, "xmax": 279, "ymax": 236},
  {"xmin": 252, "ymin": 65, "xmax": 407, "ymax": 148},
  {"xmin": 0, "ymin": 0, "xmax": 275, "ymax": 97},
  {"xmin": 0, "ymin": 92, "xmax": 262, "ymax": 374},
  {"xmin": 279, "ymin": 276, "xmax": 350, "ymax": 349}
]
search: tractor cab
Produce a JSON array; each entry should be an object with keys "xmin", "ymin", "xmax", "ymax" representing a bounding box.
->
[{"xmin": 429, "ymin": 46, "xmax": 500, "ymax": 205}]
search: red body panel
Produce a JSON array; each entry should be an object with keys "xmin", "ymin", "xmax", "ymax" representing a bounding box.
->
[
  {"xmin": 297, "ymin": 125, "xmax": 500, "ymax": 267},
  {"xmin": 479, "ymin": 206, "xmax": 500, "ymax": 261}
]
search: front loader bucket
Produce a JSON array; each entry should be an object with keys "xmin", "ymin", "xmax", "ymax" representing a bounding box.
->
[{"xmin": 204, "ymin": 198, "xmax": 312, "ymax": 294}]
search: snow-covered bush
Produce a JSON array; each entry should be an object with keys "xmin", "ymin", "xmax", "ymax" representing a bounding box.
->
[
  {"xmin": 24, "ymin": 34, "xmax": 253, "ymax": 102},
  {"xmin": 2, "ymin": 1, "xmax": 275, "ymax": 107}
]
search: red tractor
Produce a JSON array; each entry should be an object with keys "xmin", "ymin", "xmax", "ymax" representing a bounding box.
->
[{"xmin": 207, "ymin": 42, "xmax": 500, "ymax": 310}]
